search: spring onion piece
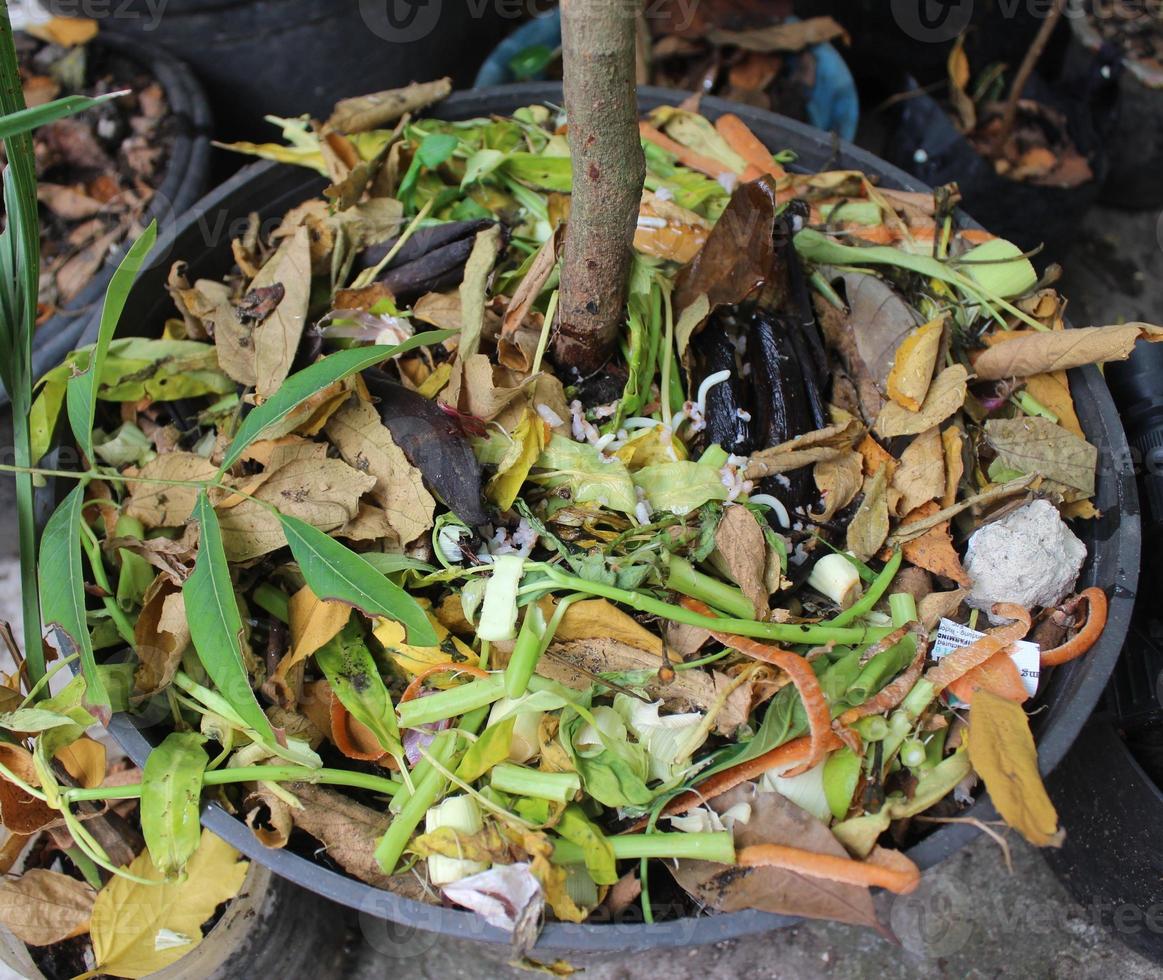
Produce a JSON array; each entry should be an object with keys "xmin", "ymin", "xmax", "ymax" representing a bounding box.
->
[
  {"xmin": 477, "ymin": 555, "xmax": 525, "ymax": 642},
  {"xmin": 550, "ymin": 831, "xmax": 736, "ymax": 866},
  {"xmin": 424, "ymin": 795, "xmax": 489, "ymax": 885},
  {"xmin": 807, "ymin": 553, "xmax": 864, "ymax": 610},
  {"xmin": 490, "ymin": 763, "xmax": 580, "ymax": 802},
  {"xmin": 665, "ymin": 554, "xmax": 755, "ymax": 620},
  {"xmin": 396, "ymin": 675, "xmax": 507, "ymax": 729}
]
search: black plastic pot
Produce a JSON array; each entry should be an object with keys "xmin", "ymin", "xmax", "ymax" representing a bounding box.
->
[
  {"xmin": 50, "ymin": 0, "xmax": 519, "ymax": 146},
  {"xmin": 2, "ymin": 32, "xmax": 212, "ymax": 409},
  {"xmin": 886, "ymin": 78, "xmax": 1106, "ymax": 267},
  {"xmin": 56, "ymin": 84, "xmax": 1139, "ymax": 953},
  {"xmin": 1064, "ymin": 10, "xmax": 1163, "ymax": 209}
]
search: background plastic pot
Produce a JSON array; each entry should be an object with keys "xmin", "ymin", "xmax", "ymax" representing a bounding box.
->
[
  {"xmin": 53, "ymin": 83, "xmax": 1139, "ymax": 953},
  {"xmin": 885, "ymin": 76, "xmax": 1108, "ymax": 267},
  {"xmin": 473, "ymin": 10, "xmax": 860, "ymax": 140},
  {"xmin": 0, "ymin": 859, "xmax": 356, "ymax": 979},
  {"xmin": 1064, "ymin": 10, "xmax": 1163, "ymax": 209},
  {"xmin": 51, "ymin": 0, "xmax": 517, "ymax": 147},
  {"xmin": 0, "ymin": 31, "xmax": 212, "ymax": 409}
]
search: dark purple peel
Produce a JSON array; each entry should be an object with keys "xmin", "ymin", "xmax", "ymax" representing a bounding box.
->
[
  {"xmin": 362, "ymin": 370, "xmax": 488, "ymax": 527},
  {"xmin": 693, "ymin": 313, "xmax": 751, "ymax": 456},
  {"xmin": 355, "ymin": 220, "xmax": 505, "ymax": 303}
]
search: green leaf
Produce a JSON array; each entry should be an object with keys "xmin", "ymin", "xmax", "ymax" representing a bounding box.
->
[
  {"xmin": 183, "ymin": 491, "xmax": 275, "ymax": 743},
  {"xmin": 460, "ymin": 148, "xmax": 507, "ymax": 189},
  {"xmin": 217, "ymin": 331, "xmax": 453, "ymax": 473},
  {"xmin": 39, "ymin": 486, "xmax": 109, "ymax": 716},
  {"xmin": 529, "ymin": 435, "xmax": 638, "ymax": 515},
  {"xmin": 141, "ymin": 732, "xmax": 208, "ymax": 879},
  {"xmin": 556, "ymin": 804, "xmax": 617, "ymax": 885},
  {"xmin": 315, "ymin": 622, "xmax": 401, "ymax": 756},
  {"xmin": 417, "ymin": 133, "xmax": 459, "ymax": 168},
  {"xmin": 632, "ymin": 460, "xmax": 729, "ymax": 517},
  {"xmin": 66, "ymin": 222, "xmax": 157, "ymax": 462},
  {"xmin": 455, "ymin": 716, "xmax": 515, "ymax": 782},
  {"xmin": 279, "ymin": 513, "xmax": 437, "ymax": 646},
  {"xmin": 507, "ymin": 44, "xmax": 556, "ymax": 81},
  {"xmin": 0, "ymin": 92, "xmax": 122, "ymax": 141}
]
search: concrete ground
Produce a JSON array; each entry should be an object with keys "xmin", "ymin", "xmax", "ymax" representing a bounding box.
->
[{"xmin": 1, "ymin": 204, "xmax": 1160, "ymax": 980}]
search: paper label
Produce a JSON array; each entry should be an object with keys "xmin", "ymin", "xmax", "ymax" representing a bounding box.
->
[{"xmin": 932, "ymin": 618, "xmax": 1040, "ymax": 698}]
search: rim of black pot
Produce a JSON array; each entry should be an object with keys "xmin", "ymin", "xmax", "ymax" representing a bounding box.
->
[
  {"xmin": 2, "ymin": 31, "xmax": 213, "ymax": 408},
  {"xmin": 69, "ymin": 83, "xmax": 1139, "ymax": 951}
]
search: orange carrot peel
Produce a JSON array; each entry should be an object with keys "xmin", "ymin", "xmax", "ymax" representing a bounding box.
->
[
  {"xmin": 1040, "ymin": 587, "xmax": 1108, "ymax": 667},
  {"xmin": 714, "ymin": 113, "xmax": 786, "ymax": 178},
  {"xmin": 737, "ymin": 843, "xmax": 922, "ymax": 894},
  {"xmin": 924, "ymin": 603, "xmax": 1031, "ymax": 693},
  {"xmin": 638, "ymin": 121, "xmax": 735, "ymax": 181},
  {"xmin": 839, "ymin": 635, "xmax": 929, "ymax": 725},
  {"xmin": 680, "ymin": 598, "xmax": 834, "ymax": 777}
]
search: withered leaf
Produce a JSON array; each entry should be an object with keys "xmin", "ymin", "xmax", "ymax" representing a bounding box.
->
[
  {"xmin": 710, "ymin": 504, "xmax": 770, "ymax": 619},
  {"xmin": 218, "ymin": 457, "xmax": 374, "ymax": 561},
  {"xmin": 892, "ymin": 427, "xmax": 945, "ymax": 516},
  {"xmin": 744, "ymin": 420, "xmax": 864, "ymax": 479},
  {"xmin": 898, "ymin": 502, "xmax": 971, "ymax": 586},
  {"xmin": 967, "ymin": 690, "xmax": 1063, "ymax": 847},
  {"xmin": 55, "ymin": 736, "xmax": 107, "ymax": 789},
  {"xmin": 941, "ymin": 425, "xmax": 965, "ymax": 507},
  {"xmin": 0, "ymin": 869, "xmax": 95, "ymax": 946},
  {"xmin": 842, "ymin": 271, "xmax": 923, "ymax": 386},
  {"xmin": 669, "ymin": 784, "xmax": 880, "ymax": 928},
  {"xmin": 886, "ymin": 316, "xmax": 943, "ymax": 412},
  {"xmin": 846, "ymin": 465, "xmax": 890, "ymax": 560},
  {"xmin": 458, "ymin": 224, "xmax": 503, "ymax": 360},
  {"xmin": 500, "ymin": 226, "xmax": 561, "ymax": 372},
  {"xmin": 133, "ymin": 575, "xmax": 191, "ymax": 697},
  {"xmin": 984, "ymin": 416, "xmax": 1097, "ymax": 497},
  {"xmin": 326, "ymin": 78, "xmax": 452, "ymax": 134},
  {"xmin": 0, "ymin": 744, "xmax": 61, "ymax": 834},
  {"xmin": 280, "ymin": 585, "xmax": 351, "ymax": 681},
  {"xmin": 811, "ymin": 450, "xmax": 863, "ymax": 522},
  {"xmin": 206, "ymin": 299, "xmax": 257, "ymax": 386},
  {"xmin": 324, "ymin": 397, "xmax": 436, "ymax": 547},
  {"xmin": 973, "ymin": 323, "xmax": 1163, "ymax": 380},
  {"xmin": 875, "ymin": 365, "xmax": 968, "ymax": 438},
  {"xmin": 919, "ymin": 588, "xmax": 969, "ymax": 630},
  {"xmin": 251, "ymin": 225, "xmax": 312, "ymax": 396},
  {"xmin": 126, "ymin": 453, "xmax": 219, "ymax": 527}
]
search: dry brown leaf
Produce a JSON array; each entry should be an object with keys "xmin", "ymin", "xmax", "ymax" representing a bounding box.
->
[
  {"xmin": 984, "ymin": 416, "xmax": 1096, "ymax": 497},
  {"xmin": 744, "ymin": 420, "xmax": 864, "ymax": 479},
  {"xmin": 973, "ymin": 323, "xmax": 1163, "ymax": 380},
  {"xmin": 134, "ymin": 575, "xmax": 191, "ymax": 697},
  {"xmin": 0, "ymin": 869, "xmax": 95, "ymax": 946},
  {"xmin": 1024, "ymin": 371, "xmax": 1083, "ymax": 438},
  {"xmin": 326, "ymin": 78, "xmax": 452, "ymax": 134},
  {"xmin": 245, "ymin": 784, "xmax": 293, "ymax": 849},
  {"xmin": 218, "ymin": 457, "xmax": 374, "ymax": 561},
  {"xmin": 875, "ymin": 365, "xmax": 968, "ymax": 438},
  {"xmin": 500, "ymin": 226, "xmax": 562, "ymax": 372},
  {"xmin": 919, "ymin": 588, "xmax": 968, "ymax": 630},
  {"xmin": 634, "ymin": 192, "xmax": 711, "ymax": 264},
  {"xmin": 55, "ymin": 736, "xmax": 107, "ymax": 789},
  {"xmin": 324, "ymin": 397, "xmax": 435, "ymax": 547},
  {"xmin": 0, "ymin": 744, "xmax": 60, "ymax": 834},
  {"xmin": 886, "ymin": 317, "xmax": 944, "ymax": 412},
  {"xmin": 206, "ymin": 299, "xmax": 257, "ymax": 386},
  {"xmin": 892, "ymin": 427, "xmax": 945, "ymax": 516},
  {"xmin": 967, "ymin": 690, "xmax": 1063, "ymax": 847},
  {"xmin": 941, "ymin": 425, "xmax": 965, "ymax": 507},
  {"xmin": 280, "ymin": 585, "xmax": 351, "ymax": 682},
  {"xmin": 669, "ymin": 784, "xmax": 880, "ymax": 929},
  {"xmin": 810, "ymin": 450, "xmax": 863, "ymax": 522},
  {"xmin": 708, "ymin": 15, "xmax": 849, "ymax": 52},
  {"xmin": 126, "ymin": 453, "xmax": 219, "ymax": 527},
  {"xmin": 846, "ymin": 465, "xmax": 889, "ymax": 560},
  {"xmin": 896, "ymin": 502, "xmax": 971, "ymax": 586},
  {"xmin": 251, "ymin": 225, "xmax": 312, "ymax": 396},
  {"xmin": 441, "ymin": 353, "xmax": 526, "ymax": 420},
  {"xmin": 710, "ymin": 504, "xmax": 769, "ymax": 619}
]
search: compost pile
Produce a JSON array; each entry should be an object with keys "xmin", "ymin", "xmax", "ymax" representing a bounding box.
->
[
  {"xmin": 15, "ymin": 81, "xmax": 1156, "ymax": 948},
  {"xmin": 11, "ymin": 26, "xmax": 173, "ymax": 320}
]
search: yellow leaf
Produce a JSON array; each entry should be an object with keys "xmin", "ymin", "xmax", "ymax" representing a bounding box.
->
[
  {"xmin": 90, "ymin": 830, "xmax": 249, "ymax": 978},
  {"xmin": 550, "ymin": 598, "xmax": 663, "ymax": 655},
  {"xmin": 278, "ymin": 585, "xmax": 352, "ymax": 681},
  {"xmin": 26, "ymin": 16, "xmax": 97, "ymax": 47},
  {"xmin": 486, "ymin": 407, "xmax": 548, "ymax": 511},
  {"xmin": 54, "ymin": 736, "xmax": 107, "ymax": 789},
  {"xmin": 875, "ymin": 364, "xmax": 968, "ymax": 438},
  {"xmin": 0, "ymin": 868, "xmax": 95, "ymax": 946},
  {"xmin": 374, "ymin": 611, "xmax": 477, "ymax": 681},
  {"xmin": 886, "ymin": 317, "xmax": 943, "ymax": 413},
  {"xmin": 966, "ymin": 690, "xmax": 1063, "ymax": 848}
]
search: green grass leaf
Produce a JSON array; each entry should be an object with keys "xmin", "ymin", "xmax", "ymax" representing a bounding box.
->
[
  {"xmin": 279, "ymin": 513, "xmax": 437, "ymax": 646},
  {"xmin": 184, "ymin": 491, "xmax": 276, "ymax": 742},
  {"xmin": 140, "ymin": 732, "xmax": 207, "ymax": 879},
  {"xmin": 217, "ymin": 330, "xmax": 453, "ymax": 473},
  {"xmin": 66, "ymin": 221, "xmax": 157, "ymax": 462},
  {"xmin": 38, "ymin": 485, "xmax": 110, "ymax": 716},
  {"xmin": 0, "ymin": 91, "xmax": 123, "ymax": 142}
]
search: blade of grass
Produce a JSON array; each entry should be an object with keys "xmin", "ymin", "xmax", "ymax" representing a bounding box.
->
[{"xmin": 0, "ymin": 91, "xmax": 125, "ymax": 141}]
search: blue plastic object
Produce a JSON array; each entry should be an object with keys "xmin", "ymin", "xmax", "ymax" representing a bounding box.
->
[{"xmin": 472, "ymin": 11, "xmax": 859, "ymax": 141}]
